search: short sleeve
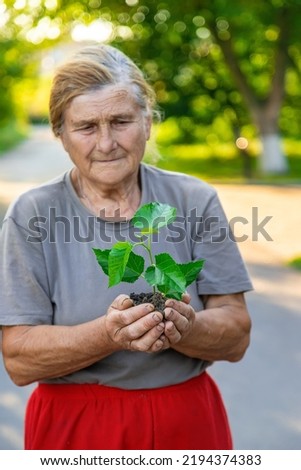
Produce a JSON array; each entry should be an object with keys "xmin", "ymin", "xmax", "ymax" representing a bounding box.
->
[
  {"xmin": 0, "ymin": 216, "xmax": 53, "ymax": 326},
  {"xmin": 191, "ymin": 190, "xmax": 253, "ymax": 295}
]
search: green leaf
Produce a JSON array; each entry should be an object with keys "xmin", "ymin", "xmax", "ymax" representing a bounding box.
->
[
  {"xmin": 108, "ymin": 241, "xmax": 133, "ymax": 287},
  {"xmin": 178, "ymin": 259, "xmax": 205, "ymax": 287},
  {"xmin": 132, "ymin": 202, "xmax": 176, "ymax": 235},
  {"xmin": 122, "ymin": 251, "xmax": 145, "ymax": 283},
  {"xmin": 145, "ymin": 253, "xmax": 187, "ymax": 300},
  {"xmin": 93, "ymin": 247, "xmax": 144, "ymax": 285},
  {"xmin": 92, "ymin": 248, "xmax": 110, "ymax": 275},
  {"xmin": 144, "ymin": 265, "xmax": 164, "ymax": 286}
]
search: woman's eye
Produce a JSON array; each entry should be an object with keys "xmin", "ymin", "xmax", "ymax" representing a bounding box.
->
[
  {"xmin": 79, "ymin": 125, "xmax": 95, "ymax": 132},
  {"xmin": 112, "ymin": 120, "xmax": 131, "ymax": 127}
]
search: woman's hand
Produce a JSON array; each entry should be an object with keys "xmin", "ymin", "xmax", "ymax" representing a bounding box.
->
[
  {"xmin": 165, "ymin": 293, "xmax": 251, "ymax": 362},
  {"xmin": 2, "ymin": 294, "xmax": 168, "ymax": 386},
  {"xmin": 105, "ymin": 294, "xmax": 167, "ymax": 353},
  {"xmin": 163, "ymin": 293, "xmax": 196, "ymax": 345}
]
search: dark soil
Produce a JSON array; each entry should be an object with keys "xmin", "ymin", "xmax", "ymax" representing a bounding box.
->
[{"xmin": 130, "ymin": 291, "xmax": 167, "ymax": 315}]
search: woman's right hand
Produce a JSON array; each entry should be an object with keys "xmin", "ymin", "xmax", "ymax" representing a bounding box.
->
[
  {"xmin": 105, "ymin": 295, "xmax": 167, "ymax": 353},
  {"xmin": 1, "ymin": 295, "xmax": 167, "ymax": 386}
]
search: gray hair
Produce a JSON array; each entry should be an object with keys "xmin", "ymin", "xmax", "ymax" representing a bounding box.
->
[{"xmin": 49, "ymin": 44, "xmax": 159, "ymax": 137}]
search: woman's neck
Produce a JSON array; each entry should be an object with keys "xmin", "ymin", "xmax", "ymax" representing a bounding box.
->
[{"xmin": 72, "ymin": 168, "xmax": 141, "ymax": 220}]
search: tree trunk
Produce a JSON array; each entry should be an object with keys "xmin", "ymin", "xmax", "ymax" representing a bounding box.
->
[
  {"xmin": 259, "ymin": 133, "xmax": 288, "ymax": 174},
  {"xmin": 210, "ymin": 6, "xmax": 291, "ymax": 175},
  {"xmin": 252, "ymin": 105, "xmax": 289, "ymax": 174}
]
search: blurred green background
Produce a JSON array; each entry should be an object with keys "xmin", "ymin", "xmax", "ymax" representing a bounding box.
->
[{"xmin": 1, "ymin": 0, "xmax": 301, "ymax": 185}]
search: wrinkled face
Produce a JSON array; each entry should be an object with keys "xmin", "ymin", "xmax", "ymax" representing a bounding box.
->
[{"xmin": 60, "ymin": 85, "xmax": 152, "ymax": 189}]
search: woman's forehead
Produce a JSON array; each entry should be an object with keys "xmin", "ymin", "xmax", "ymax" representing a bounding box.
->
[{"xmin": 67, "ymin": 85, "xmax": 140, "ymax": 116}]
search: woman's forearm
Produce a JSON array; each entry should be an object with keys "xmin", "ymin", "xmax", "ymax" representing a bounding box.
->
[
  {"xmin": 171, "ymin": 294, "xmax": 252, "ymax": 362},
  {"xmin": 2, "ymin": 317, "xmax": 115, "ymax": 386},
  {"xmin": 2, "ymin": 295, "xmax": 166, "ymax": 386}
]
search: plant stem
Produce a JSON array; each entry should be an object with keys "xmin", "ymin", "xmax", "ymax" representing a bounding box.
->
[
  {"xmin": 133, "ymin": 239, "xmax": 153, "ymax": 266},
  {"xmin": 133, "ymin": 237, "xmax": 156, "ymax": 293},
  {"xmin": 147, "ymin": 235, "xmax": 154, "ymax": 264},
  {"xmin": 146, "ymin": 236, "xmax": 156, "ymax": 294}
]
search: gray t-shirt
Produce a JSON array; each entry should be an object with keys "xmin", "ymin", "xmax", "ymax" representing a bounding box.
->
[{"xmin": 0, "ymin": 163, "xmax": 253, "ymax": 388}]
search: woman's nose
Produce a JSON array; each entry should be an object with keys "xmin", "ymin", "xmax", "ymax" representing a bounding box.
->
[{"xmin": 95, "ymin": 125, "xmax": 117, "ymax": 153}]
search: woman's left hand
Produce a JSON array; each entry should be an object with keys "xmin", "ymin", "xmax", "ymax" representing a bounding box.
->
[{"xmin": 163, "ymin": 293, "xmax": 196, "ymax": 345}]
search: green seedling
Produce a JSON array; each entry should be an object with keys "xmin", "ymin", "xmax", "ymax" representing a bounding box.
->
[{"xmin": 93, "ymin": 202, "xmax": 205, "ymax": 300}]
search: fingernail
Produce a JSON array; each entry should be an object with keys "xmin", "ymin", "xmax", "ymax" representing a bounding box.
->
[
  {"xmin": 152, "ymin": 313, "xmax": 161, "ymax": 322},
  {"xmin": 155, "ymin": 340, "xmax": 163, "ymax": 350},
  {"xmin": 122, "ymin": 296, "xmax": 131, "ymax": 305},
  {"xmin": 165, "ymin": 308, "xmax": 173, "ymax": 319}
]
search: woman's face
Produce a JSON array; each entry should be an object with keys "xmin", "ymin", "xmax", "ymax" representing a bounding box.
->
[{"xmin": 60, "ymin": 85, "xmax": 151, "ymax": 189}]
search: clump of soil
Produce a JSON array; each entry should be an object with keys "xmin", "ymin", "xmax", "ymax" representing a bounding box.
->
[{"xmin": 130, "ymin": 291, "xmax": 167, "ymax": 316}]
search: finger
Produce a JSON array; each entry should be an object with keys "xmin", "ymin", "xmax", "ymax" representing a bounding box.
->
[
  {"xmin": 164, "ymin": 299, "xmax": 193, "ymax": 320},
  {"xmin": 126, "ymin": 311, "xmax": 163, "ymax": 339},
  {"xmin": 109, "ymin": 302, "xmax": 155, "ymax": 328},
  {"xmin": 148, "ymin": 333, "xmax": 170, "ymax": 353},
  {"xmin": 164, "ymin": 320, "xmax": 182, "ymax": 344},
  {"xmin": 165, "ymin": 293, "xmax": 190, "ymax": 309},
  {"xmin": 110, "ymin": 294, "xmax": 133, "ymax": 310},
  {"xmin": 130, "ymin": 322, "xmax": 165, "ymax": 352},
  {"xmin": 157, "ymin": 334, "xmax": 170, "ymax": 350},
  {"xmin": 164, "ymin": 307, "xmax": 189, "ymax": 332},
  {"xmin": 181, "ymin": 292, "xmax": 191, "ymax": 304}
]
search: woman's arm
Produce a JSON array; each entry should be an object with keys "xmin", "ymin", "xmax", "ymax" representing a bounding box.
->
[
  {"xmin": 164, "ymin": 293, "xmax": 251, "ymax": 362},
  {"xmin": 2, "ymin": 295, "xmax": 165, "ymax": 386}
]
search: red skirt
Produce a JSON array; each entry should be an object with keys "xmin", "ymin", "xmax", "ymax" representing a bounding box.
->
[{"xmin": 25, "ymin": 372, "xmax": 233, "ymax": 450}]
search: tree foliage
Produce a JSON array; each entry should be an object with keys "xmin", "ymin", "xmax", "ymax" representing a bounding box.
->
[{"xmin": 1, "ymin": 0, "xmax": 301, "ymax": 172}]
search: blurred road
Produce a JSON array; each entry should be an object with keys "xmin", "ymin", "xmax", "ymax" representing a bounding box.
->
[{"xmin": 0, "ymin": 126, "xmax": 301, "ymax": 450}]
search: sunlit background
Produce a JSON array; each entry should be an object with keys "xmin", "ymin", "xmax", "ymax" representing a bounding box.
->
[{"xmin": 1, "ymin": 0, "xmax": 301, "ymax": 179}]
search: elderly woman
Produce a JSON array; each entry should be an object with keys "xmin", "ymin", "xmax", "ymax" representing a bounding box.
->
[{"xmin": 0, "ymin": 45, "xmax": 252, "ymax": 450}]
